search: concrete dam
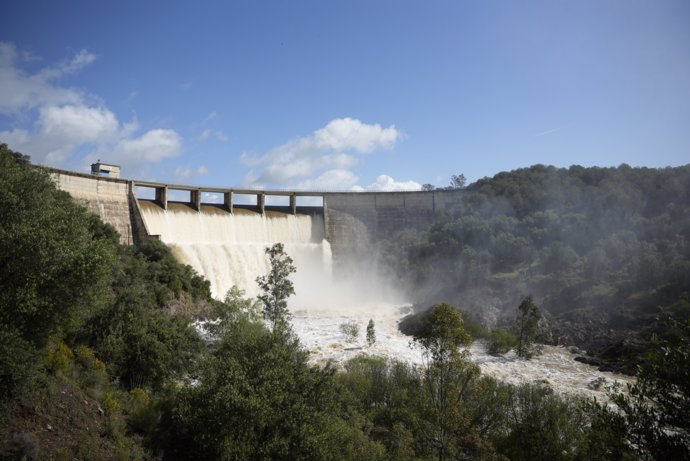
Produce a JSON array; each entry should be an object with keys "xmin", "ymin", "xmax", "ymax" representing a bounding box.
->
[{"xmin": 50, "ymin": 166, "xmax": 461, "ymax": 299}]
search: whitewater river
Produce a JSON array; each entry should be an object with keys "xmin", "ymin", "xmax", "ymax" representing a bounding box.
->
[{"xmin": 290, "ymin": 303, "xmax": 634, "ymax": 401}]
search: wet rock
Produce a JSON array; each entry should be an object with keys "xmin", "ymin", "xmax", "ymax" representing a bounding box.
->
[
  {"xmin": 574, "ymin": 355, "xmax": 602, "ymax": 367},
  {"xmin": 587, "ymin": 377, "xmax": 606, "ymax": 390}
]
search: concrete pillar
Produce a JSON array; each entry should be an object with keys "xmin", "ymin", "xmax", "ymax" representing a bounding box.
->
[
  {"xmin": 322, "ymin": 195, "xmax": 328, "ymax": 238},
  {"xmin": 155, "ymin": 186, "xmax": 168, "ymax": 210},
  {"xmin": 224, "ymin": 191, "xmax": 234, "ymax": 213},
  {"xmin": 290, "ymin": 194, "xmax": 297, "ymax": 214},
  {"xmin": 257, "ymin": 193, "xmax": 265, "ymax": 214},
  {"xmin": 191, "ymin": 189, "xmax": 201, "ymax": 211}
]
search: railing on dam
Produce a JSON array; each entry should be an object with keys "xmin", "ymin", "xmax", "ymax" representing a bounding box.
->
[{"xmin": 132, "ymin": 180, "xmax": 326, "ymax": 214}]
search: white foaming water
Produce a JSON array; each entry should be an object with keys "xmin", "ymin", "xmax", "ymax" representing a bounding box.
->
[
  {"xmin": 139, "ymin": 202, "xmax": 333, "ymax": 301},
  {"xmin": 139, "ymin": 202, "xmax": 632, "ymax": 399},
  {"xmin": 291, "ymin": 312, "xmax": 632, "ymax": 400}
]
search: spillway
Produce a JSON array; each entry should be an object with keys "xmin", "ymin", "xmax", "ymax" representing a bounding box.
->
[{"xmin": 138, "ymin": 201, "xmax": 332, "ymax": 303}]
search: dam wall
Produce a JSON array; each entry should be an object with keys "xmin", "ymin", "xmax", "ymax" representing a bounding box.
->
[
  {"xmin": 323, "ymin": 190, "xmax": 461, "ymax": 263},
  {"xmin": 49, "ymin": 167, "xmax": 462, "ymax": 264},
  {"xmin": 50, "ymin": 169, "xmax": 144, "ymax": 245}
]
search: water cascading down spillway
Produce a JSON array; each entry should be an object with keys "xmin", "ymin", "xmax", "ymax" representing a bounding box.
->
[{"xmin": 137, "ymin": 201, "xmax": 333, "ymax": 303}]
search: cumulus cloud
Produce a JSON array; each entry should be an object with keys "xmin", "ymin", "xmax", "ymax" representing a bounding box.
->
[
  {"xmin": 40, "ymin": 105, "xmax": 119, "ymax": 143},
  {"xmin": 113, "ymin": 129, "xmax": 182, "ymax": 163},
  {"xmin": 2, "ymin": 104, "xmax": 120, "ymax": 164},
  {"xmin": 293, "ymin": 171, "xmax": 420, "ymax": 192},
  {"xmin": 242, "ymin": 117, "xmax": 401, "ymax": 186},
  {"xmin": 0, "ymin": 42, "xmax": 84, "ymax": 114},
  {"xmin": 295, "ymin": 169, "xmax": 360, "ymax": 191},
  {"xmin": 0, "ymin": 42, "xmax": 184, "ymax": 170},
  {"xmin": 360, "ymin": 175, "xmax": 422, "ymax": 192}
]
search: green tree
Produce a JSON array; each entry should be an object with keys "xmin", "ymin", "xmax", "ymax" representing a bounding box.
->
[
  {"xmin": 487, "ymin": 330, "xmax": 518, "ymax": 355},
  {"xmin": 154, "ymin": 306, "xmax": 382, "ymax": 460},
  {"xmin": 210, "ymin": 285, "xmax": 262, "ymax": 336},
  {"xmin": 515, "ymin": 296, "xmax": 542, "ymax": 359},
  {"xmin": 82, "ymin": 243, "xmax": 204, "ymax": 390},
  {"xmin": 608, "ymin": 318, "xmax": 690, "ymax": 460},
  {"xmin": 449, "ymin": 174, "xmax": 466, "ymax": 189},
  {"xmin": 336, "ymin": 356, "xmax": 422, "ymax": 459},
  {"xmin": 366, "ymin": 319, "xmax": 376, "ymax": 346},
  {"xmin": 497, "ymin": 384, "xmax": 590, "ymax": 461},
  {"xmin": 0, "ymin": 144, "xmax": 117, "ymax": 400},
  {"xmin": 256, "ymin": 243, "xmax": 296, "ymax": 331},
  {"xmin": 413, "ymin": 304, "xmax": 478, "ymax": 461}
]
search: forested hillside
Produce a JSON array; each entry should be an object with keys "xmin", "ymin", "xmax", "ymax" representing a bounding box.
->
[{"xmin": 381, "ymin": 164, "xmax": 690, "ymax": 371}]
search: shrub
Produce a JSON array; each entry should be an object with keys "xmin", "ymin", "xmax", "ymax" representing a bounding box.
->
[
  {"xmin": 128, "ymin": 388, "xmax": 159, "ymax": 434},
  {"xmin": 74, "ymin": 345, "xmax": 108, "ymax": 392},
  {"xmin": 103, "ymin": 391, "xmax": 126, "ymax": 441},
  {"xmin": 487, "ymin": 330, "xmax": 518, "ymax": 355},
  {"xmin": 340, "ymin": 321, "xmax": 360, "ymax": 343},
  {"xmin": 44, "ymin": 339, "xmax": 75, "ymax": 375},
  {"xmin": 366, "ymin": 319, "xmax": 376, "ymax": 346}
]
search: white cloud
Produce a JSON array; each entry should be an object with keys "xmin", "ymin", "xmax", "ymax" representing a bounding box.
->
[
  {"xmin": 39, "ymin": 49, "xmax": 97, "ymax": 79},
  {"xmin": 295, "ymin": 169, "xmax": 360, "ymax": 191},
  {"xmin": 311, "ymin": 117, "xmax": 400, "ymax": 153},
  {"xmin": 114, "ymin": 129, "xmax": 182, "ymax": 163},
  {"xmin": 199, "ymin": 128, "xmax": 212, "ymax": 141},
  {"xmin": 0, "ymin": 42, "xmax": 84, "ymax": 114},
  {"xmin": 202, "ymin": 192, "xmax": 223, "ymax": 203},
  {"xmin": 243, "ymin": 117, "xmax": 401, "ymax": 186},
  {"xmin": 0, "ymin": 42, "xmax": 184, "ymax": 170},
  {"xmin": 198, "ymin": 128, "xmax": 228, "ymax": 142},
  {"xmin": 175, "ymin": 164, "xmax": 209, "ymax": 179},
  {"xmin": 1, "ymin": 104, "xmax": 120, "ymax": 164},
  {"xmin": 362, "ymin": 175, "xmax": 422, "ymax": 192},
  {"xmin": 40, "ymin": 104, "xmax": 118, "ymax": 143}
]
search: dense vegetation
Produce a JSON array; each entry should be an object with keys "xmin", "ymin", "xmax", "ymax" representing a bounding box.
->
[
  {"xmin": 1, "ymin": 144, "xmax": 688, "ymax": 459},
  {"xmin": 381, "ymin": 164, "xmax": 690, "ymax": 372}
]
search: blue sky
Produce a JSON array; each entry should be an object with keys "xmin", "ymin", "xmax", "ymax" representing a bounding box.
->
[{"xmin": 1, "ymin": 1, "xmax": 688, "ymax": 191}]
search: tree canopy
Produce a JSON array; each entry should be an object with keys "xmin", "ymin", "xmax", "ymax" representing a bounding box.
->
[{"xmin": 256, "ymin": 243, "xmax": 296, "ymax": 331}]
